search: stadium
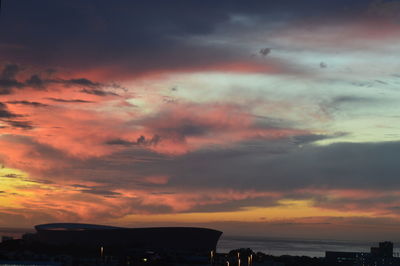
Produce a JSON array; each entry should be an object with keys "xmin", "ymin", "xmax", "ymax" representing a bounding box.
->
[{"xmin": 32, "ymin": 223, "xmax": 222, "ymax": 253}]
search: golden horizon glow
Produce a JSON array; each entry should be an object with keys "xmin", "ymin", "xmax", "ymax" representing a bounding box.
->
[{"xmin": 114, "ymin": 199, "xmax": 380, "ymax": 225}]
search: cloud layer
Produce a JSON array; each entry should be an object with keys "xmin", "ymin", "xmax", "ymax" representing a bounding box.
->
[{"xmin": 0, "ymin": 0, "xmax": 400, "ymax": 239}]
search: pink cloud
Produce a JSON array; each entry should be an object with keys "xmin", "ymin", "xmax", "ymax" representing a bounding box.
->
[{"xmin": 143, "ymin": 175, "xmax": 170, "ymax": 185}]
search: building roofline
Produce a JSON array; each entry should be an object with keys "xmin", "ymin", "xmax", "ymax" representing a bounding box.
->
[
  {"xmin": 35, "ymin": 223, "xmax": 122, "ymax": 231},
  {"xmin": 34, "ymin": 223, "xmax": 223, "ymax": 234}
]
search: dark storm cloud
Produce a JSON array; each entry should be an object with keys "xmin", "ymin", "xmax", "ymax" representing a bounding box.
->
[
  {"xmin": 80, "ymin": 88, "xmax": 118, "ymax": 97},
  {"xmin": 136, "ymin": 135, "xmax": 160, "ymax": 145},
  {"xmin": 1, "ymin": 64, "xmax": 20, "ymax": 80},
  {"xmin": 0, "ymin": 64, "xmax": 24, "ymax": 94},
  {"xmin": 105, "ymin": 139, "xmax": 135, "ymax": 146},
  {"xmin": 0, "ymin": 64, "xmax": 118, "ymax": 96},
  {"xmin": 0, "ymin": 103, "xmax": 33, "ymax": 129},
  {"xmin": 319, "ymin": 95, "xmax": 384, "ymax": 116},
  {"xmin": 7, "ymin": 101, "xmax": 48, "ymax": 107},
  {"xmin": 3, "ymin": 120, "xmax": 33, "ymax": 129},
  {"xmin": 80, "ymin": 188, "xmax": 122, "ymax": 197},
  {"xmin": 105, "ymin": 135, "xmax": 160, "ymax": 146},
  {"xmin": 96, "ymin": 139, "xmax": 400, "ymax": 193},
  {"xmin": 0, "ymin": 133, "xmax": 389, "ymax": 189},
  {"xmin": 0, "ymin": 102, "xmax": 19, "ymax": 118},
  {"xmin": 259, "ymin": 48, "xmax": 271, "ymax": 57},
  {"xmin": 0, "ymin": 0, "xmax": 372, "ymax": 73},
  {"xmin": 37, "ymin": 135, "xmax": 400, "ymax": 194},
  {"xmin": 58, "ymin": 78, "xmax": 100, "ymax": 88},
  {"xmin": 20, "ymin": 76, "xmax": 102, "ymax": 89},
  {"xmin": 1, "ymin": 170, "xmax": 52, "ymax": 186},
  {"xmin": 69, "ymin": 184, "xmax": 121, "ymax": 197},
  {"xmin": 55, "ymin": 140, "xmax": 400, "ymax": 214},
  {"xmin": 1, "ymin": 173, "xmax": 23, "ymax": 179},
  {"xmin": 46, "ymin": 98, "xmax": 93, "ymax": 103},
  {"xmin": 25, "ymin": 75, "xmax": 46, "ymax": 89},
  {"xmin": 35, "ymin": 77, "xmax": 102, "ymax": 89},
  {"xmin": 6, "ymin": 132, "xmax": 400, "ymax": 214}
]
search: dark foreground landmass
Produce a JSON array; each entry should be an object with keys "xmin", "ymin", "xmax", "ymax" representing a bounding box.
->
[
  {"xmin": 0, "ymin": 240, "xmax": 317, "ymax": 266},
  {"xmin": 0, "ymin": 239, "xmax": 399, "ymax": 266}
]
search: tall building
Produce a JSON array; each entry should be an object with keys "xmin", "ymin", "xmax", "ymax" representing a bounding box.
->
[
  {"xmin": 370, "ymin": 241, "xmax": 393, "ymax": 258},
  {"xmin": 326, "ymin": 241, "xmax": 397, "ymax": 266}
]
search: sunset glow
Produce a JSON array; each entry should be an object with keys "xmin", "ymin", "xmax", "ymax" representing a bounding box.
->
[{"xmin": 1, "ymin": 0, "xmax": 400, "ymax": 241}]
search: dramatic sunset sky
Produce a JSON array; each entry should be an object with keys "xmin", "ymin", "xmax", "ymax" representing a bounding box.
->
[{"xmin": 1, "ymin": 0, "xmax": 400, "ymax": 240}]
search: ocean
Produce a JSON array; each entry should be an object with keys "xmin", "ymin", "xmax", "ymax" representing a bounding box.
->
[
  {"xmin": 0, "ymin": 228, "xmax": 33, "ymax": 239},
  {"xmin": 217, "ymin": 235, "xmax": 400, "ymax": 258},
  {"xmin": 1, "ymin": 228, "xmax": 398, "ymax": 258}
]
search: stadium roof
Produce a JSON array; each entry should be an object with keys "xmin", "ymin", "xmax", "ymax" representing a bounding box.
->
[{"xmin": 35, "ymin": 223, "xmax": 121, "ymax": 231}]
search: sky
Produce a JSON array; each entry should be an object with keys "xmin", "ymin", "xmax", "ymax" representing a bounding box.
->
[{"xmin": 1, "ymin": 0, "xmax": 400, "ymax": 240}]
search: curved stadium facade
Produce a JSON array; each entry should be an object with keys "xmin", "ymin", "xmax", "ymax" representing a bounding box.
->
[{"xmin": 33, "ymin": 223, "xmax": 222, "ymax": 253}]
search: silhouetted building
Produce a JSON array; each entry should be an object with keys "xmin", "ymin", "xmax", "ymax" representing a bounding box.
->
[
  {"xmin": 0, "ymin": 223, "xmax": 222, "ymax": 265},
  {"xmin": 325, "ymin": 241, "xmax": 398, "ymax": 266},
  {"xmin": 33, "ymin": 223, "xmax": 222, "ymax": 254},
  {"xmin": 370, "ymin": 241, "xmax": 393, "ymax": 258}
]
